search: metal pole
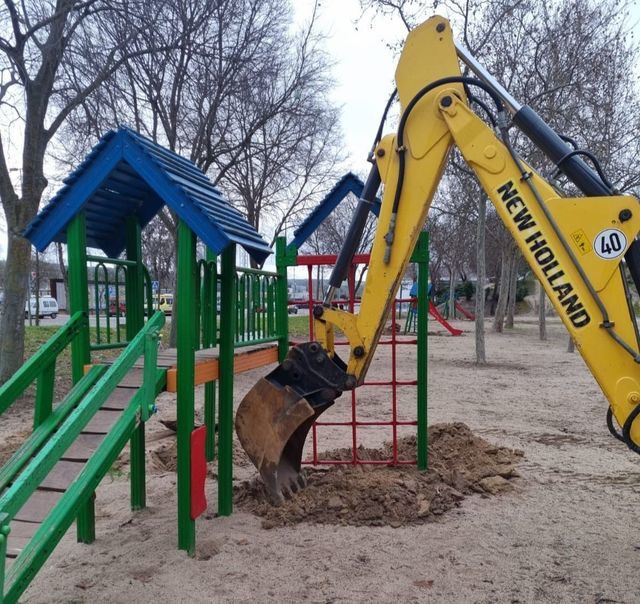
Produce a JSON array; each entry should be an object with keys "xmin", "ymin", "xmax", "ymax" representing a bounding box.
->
[
  {"xmin": 177, "ymin": 219, "xmax": 196, "ymax": 554},
  {"xmin": 275, "ymin": 237, "xmax": 290, "ymax": 363},
  {"xmin": 203, "ymin": 248, "xmax": 216, "ymax": 462},
  {"xmin": 218, "ymin": 244, "xmax": 236, "ymax": 516},
  {"xmin": 415, "ymin": 231, "xmax": 429, "ymax": 470}
]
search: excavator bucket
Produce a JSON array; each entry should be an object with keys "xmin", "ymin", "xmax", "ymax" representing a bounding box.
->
[{"xmin": 235, "ymin": 342, "xmax": 352, "ymax": 504}]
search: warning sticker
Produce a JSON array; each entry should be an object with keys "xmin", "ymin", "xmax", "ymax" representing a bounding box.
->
[{"xmin": 570, "ymin": 229, "xmax": 592, "ymax": 256}]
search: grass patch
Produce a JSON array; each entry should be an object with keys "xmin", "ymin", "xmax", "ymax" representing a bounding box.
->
[{"xmin": 288, "ymin": 315, "xmax": 310, "ymax": 338}]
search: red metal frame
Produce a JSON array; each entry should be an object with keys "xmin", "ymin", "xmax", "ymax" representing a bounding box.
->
[{"xmin": 293, "ymin": 253, "xmax": 419, "ymax": 466}]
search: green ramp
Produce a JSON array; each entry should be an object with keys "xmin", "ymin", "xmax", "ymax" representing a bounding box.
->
[{"xmin": 0, "ymin": 311, "xmax": 165, "ymax": 604}]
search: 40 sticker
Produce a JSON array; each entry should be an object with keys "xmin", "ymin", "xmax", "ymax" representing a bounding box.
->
[{"xmin": 594, "ymin": 228, "xmax": 627, "ymax": 260}]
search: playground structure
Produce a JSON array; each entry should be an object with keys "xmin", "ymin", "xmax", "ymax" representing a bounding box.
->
[
  {"xmin": 404, "ymin": 297, "xmax": 464, "ymax": 336},
  {"xmin": 0, "ymin": 128, "xmax": 285, "ymax": 603},
  {"xmin": 0, "ymin": 148, "xmax": 432, "ymax": 601}
]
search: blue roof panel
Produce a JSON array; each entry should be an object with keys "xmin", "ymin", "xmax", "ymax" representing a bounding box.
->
[
  {"xmin": 289, "ymin": 172, "xmax": 381, "ymax": 251},
  {"xmin": 24, "ymin": 127, "xmax": 271, "ymax": 264}
]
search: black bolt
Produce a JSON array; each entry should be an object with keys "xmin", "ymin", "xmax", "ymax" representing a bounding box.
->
[
  {"xmin": 619, "ymin": 209, "xmax": 632, "ymax": 222},
  {"xmin": 308, "ymin": 342, "xmax": 320, "ymax": 353},
  {"xmin": 315, "ymin": 354, "xmax": 325, "ymax": 364},
  {"xmin": 353, "ymin": 345, "xmax": 365, "ymax": 358},
  {"xmin": 440, "ymin": 96, "xmax": 452, "ymax": 108},
  {"xmin": 376, "ymin": 148, "xmax": 385, "ymax": 157},
  {"xmin": 436, "ymin": 22, "xmax": 445, "ymax": 33},
  {"xmin": 313, "ymin": 305, "xmax": 324, "ymax": 318},
  {"xmin": 291, "ymin": 371, "xmax": 300, "ymax": 381}
]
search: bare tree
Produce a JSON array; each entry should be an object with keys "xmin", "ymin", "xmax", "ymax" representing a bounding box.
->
[
  {"xmin": 60, "ymin": 0, "xmax": 340, "ymax": 342},
  {"xmin": 475, "ymin": 194, "xmax": 487, "ymax": 363},
  {"xmin": 0, "ymin": 0, "xmax": 176, "ymax": 382},
  {"xmin": 539, "ymin": 285, "xmax": 547, "ymax": 341}
]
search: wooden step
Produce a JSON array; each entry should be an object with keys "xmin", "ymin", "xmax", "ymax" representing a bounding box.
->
[
  {"xmin": 6, "ymin": 519, "xmax": 39, "ymax": 557},
  {"xmin": 100, "ymin": 387, "xmax": 137, "ymax": 411},
  {"xmin": 61, "ymin": 433, "xmax": 105, "ymax": 462},
  {"xmin": 39, "ymin": 460, "xmax": 84, "ymax": 492},
  {"xmin": 83, "ymin": 409, "xmax": 122, "ymax": 434},
  {"xmin": 14, "ymin": 489, "xmax": 62, "ymax": 524}
]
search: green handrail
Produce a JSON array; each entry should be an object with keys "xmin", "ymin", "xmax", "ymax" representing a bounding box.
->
[
  {"xmin": 0, "ymin": 365, "xmax": 107, "ymax": 493},
  {"xmin": 0, "ymin": 312, "xmax": 87, "ymax": 417},
  {"xmin": 1, "ymin": 311, "xmax": 165, "ymax": 603}
]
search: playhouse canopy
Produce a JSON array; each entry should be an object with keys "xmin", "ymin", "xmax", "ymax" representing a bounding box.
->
[
  {"xmin": 289, "ymin": 171, "xmax": 381, "ymax": 251},
  {"xmin": 24, "ymin": 127, "xmax": 271, "ymax": 264}
]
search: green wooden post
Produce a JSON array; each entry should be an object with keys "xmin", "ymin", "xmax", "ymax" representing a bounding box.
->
[
  {"xmin": 0, "ymin": 512, "xmax": 8, "ymax": 598},
  {"xmin": 33, "ymin": 362, "xmax": 55, "ymax": 428},
  {"xmin": 218, "ymin": 244, "xmax": 236, "ymax": 516},
  {"xmin": 415, "ymin": 231, "xmax": 429, "ymax": 470},
  {"xmin": 275, "ymin": 237, "xmax": 294, "ymax": 363},
  {"xmin": 66, "ymin": 212, "xmax": 95, "ymax": 543},
  {"xmin": 125, "ymin": 217, "xmax": 146, "ymax": 510},
  {"xmin": 177, "ymin": 220, "xmax": 197, "ymax": 553},
  {"xmin": 203, "ymin": 248, "xmax": 216, "ymax": 461}
]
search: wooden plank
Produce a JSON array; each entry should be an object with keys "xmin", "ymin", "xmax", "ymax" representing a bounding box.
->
[
  {"xmin": 84, "ymin": 409, "xmax": 122, "ymax": 434},
  {"xmin": 6, "ymin": 520, "xmax": 39, "ymax": 557},
  {"xmin": 101, "ymin": 387, "xmax": 137, "ymax": 411},
  {"xmin": 40, "ymin": 460, "xmax": 85, "ymax": 491},
  {"xmin": 14, "ymin": 489, "xmax": 62, "ymax": 523},
  {"xmin": 234, "ymin": 346, "xmax": 278, "ymax": 373},
  {"xmin": 61, "ymin": 433, "xmax": 105, "ymax": 462},
  {"xmin": 116, "ymin": 368, "xmax": 144, "ymax": 388},
  {"xmin": 165, "ymin": 344, "xmax": 278, "ymax": 392}
]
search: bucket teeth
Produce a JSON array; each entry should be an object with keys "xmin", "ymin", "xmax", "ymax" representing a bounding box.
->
[
  {"xmin": 235, "ymin": 342, "xmax": 347, "ymax": 504},
  {"xmin": 236, "ymin": 379, "xmax": 333, "ymax": 504}
]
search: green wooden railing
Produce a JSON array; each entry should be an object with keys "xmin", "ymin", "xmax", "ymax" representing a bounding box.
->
[
  {"xmin": 234, "ymin": 266, "xmax": 279, "ymax": 347},
  {"xmin": 0, "ymin": 311, "xmax": 165, "ymax": 604},
  {"xmin": 196, "ymin": 259, "xmax": 283, "ymax": 350},
  {"xmin": 88, "ymin": 256, "xmax": 153, "ymax": 352},
  {"xmin": 0, "ymin": 311, "xmax": 88, "ymax": 427}
]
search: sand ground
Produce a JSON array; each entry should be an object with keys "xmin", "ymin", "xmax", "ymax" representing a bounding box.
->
[{"xmin": 5, "ymin": 316, "xmax": 640, "ymax": 603}]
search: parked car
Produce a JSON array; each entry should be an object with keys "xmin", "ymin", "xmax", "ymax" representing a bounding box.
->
[
  {"xmin": 25, "ymin": 296, "xmax": 58, "ymax": 319},
  {"xmin": 108, "ymin": 300, "xmax": 127, "ymax": 315},
  {"xmin": 156, "ymin": 293, "xmax": 173, "ymax": 315}
]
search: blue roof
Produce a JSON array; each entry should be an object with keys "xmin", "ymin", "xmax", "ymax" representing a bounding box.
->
[
  {"xmin": 288, "ymin": 172, "xmax": 381, "ymax": 251},
  {"xmin": 24, "ymin": 127, "xmax": 271, "ymax": 264}
]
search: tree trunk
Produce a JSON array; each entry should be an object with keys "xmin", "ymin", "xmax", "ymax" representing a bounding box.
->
[
  {"xmin": 475, "ymin": 195, "xmax": 487, "ymax": 364},
  {"xmin": 505, "ymin": 252, "xmax": 518, "ymax": 329},
  {"xmin": 56, "ymin": 242, "xmax": 70, "ymax": 312},
  {"xmin": 448, "ymin": 268, "xmax": 456, "ymax": 319},
  {"xmin": 539, "ymin": 284, "xmax": 547, "ymax": 341},
  {"xmin": 0, "ymin": 235, "xmax": 30, "ymax": 383},
  {"xmin": 493, "ymin": 248, "xmax": 510, "ymax": 333}
]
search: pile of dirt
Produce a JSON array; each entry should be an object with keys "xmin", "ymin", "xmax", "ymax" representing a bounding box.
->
[{"xmin": 235, "ymin": 423, "xmax": 523, "ymax": 529}]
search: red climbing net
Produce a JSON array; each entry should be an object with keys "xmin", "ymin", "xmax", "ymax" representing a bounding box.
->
[{"xmin": 290, "ymin": 253, "xmax": 420, "ymax": 466}]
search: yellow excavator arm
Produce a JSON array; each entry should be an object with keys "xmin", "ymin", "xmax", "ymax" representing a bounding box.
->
[{"xmin": 236, "ymin": 16, "xmax": 640, "ymax": 503}]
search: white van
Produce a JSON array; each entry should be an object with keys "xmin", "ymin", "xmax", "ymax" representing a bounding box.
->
[{"xmin": 25, "ymin": 296, "xmax": 59, "ymax": 319}]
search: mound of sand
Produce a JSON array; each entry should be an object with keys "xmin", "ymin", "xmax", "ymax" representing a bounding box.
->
[{"xmin": 235, "ymin": 423, "xmax": 523, "ymax": 529}]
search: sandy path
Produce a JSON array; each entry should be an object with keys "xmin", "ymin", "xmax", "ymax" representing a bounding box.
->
[{"xmin": 6, "ymin": 316, "xmax": 640, "ymax": 603}]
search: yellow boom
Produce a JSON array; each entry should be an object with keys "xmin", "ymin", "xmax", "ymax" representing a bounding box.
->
[{"xmin": 236, "ymin": 16, "xmax": 640, "ymax": 502}]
